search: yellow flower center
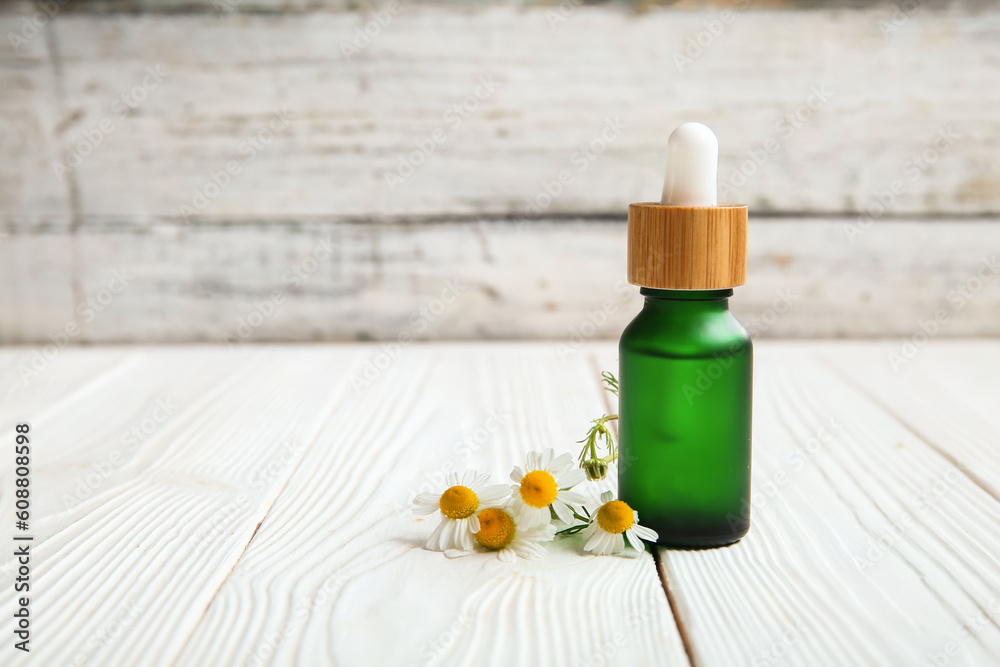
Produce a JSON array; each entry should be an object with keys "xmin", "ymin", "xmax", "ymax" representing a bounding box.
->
[
  {"xmin": 596, "ymin": 500, "xmax": 635, "ymax": 534},
  {"xmin": 519, "ymin": 470, "xmax": 558, "ymax": 508},
  {"xmin": 474, "ymin": 508, "xmax": 516, "ymax": 550},
  {"xmin": 438, "ymin": 485, "xmax": 479, "ymax": 519}
]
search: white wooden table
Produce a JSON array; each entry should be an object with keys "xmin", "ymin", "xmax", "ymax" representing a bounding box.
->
[{"xmin": 1, "ymin": 341, "xmax": 999, "ymax": 666}]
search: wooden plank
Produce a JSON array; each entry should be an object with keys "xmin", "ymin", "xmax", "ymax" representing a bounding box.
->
[
  {"xmin": 0, "ymin": 12, "xmax": 72, "ymax": 224},
  {"xmin": 594, "ymin": 342, "xmax": 1000, "ymax": 665},
  {"xmin": 0, "ymin": 345, "xmax": 364, "ymax": 666},
  {"xmin": 9, "ymin": 6, "xmax": 995, "ymax": 221},
  {"xmin": 176, "ymin": 343, "xmax": 689, "ymax": 666},
  {"xmin": 2, "ymin": 218, "xmax": 999, "ymax": 344},
  {"xmin": 822, "ymin": 340, "xmax": 1000, "ymax": 499}
]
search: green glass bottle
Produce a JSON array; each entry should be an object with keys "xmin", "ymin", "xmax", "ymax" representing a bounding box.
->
[
  {"xmin": 618, "ymin": 287, "xmax": 752, "ymax": 548},
  {"xmin": 617, "ymin": 122, "xmax": 751, "ymax": 548}
]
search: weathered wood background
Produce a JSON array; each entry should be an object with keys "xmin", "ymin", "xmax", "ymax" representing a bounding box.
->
[{"xmin": 1, "ymin": 1, "xmax": 998, "ymax": 342}]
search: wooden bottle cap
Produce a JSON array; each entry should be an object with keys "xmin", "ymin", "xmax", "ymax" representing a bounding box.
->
[{"xmin": 627, "ymin": 203, "xmax": 748, "ymax": 290}]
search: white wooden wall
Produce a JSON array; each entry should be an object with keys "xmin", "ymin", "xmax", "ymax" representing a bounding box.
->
[{"xmin": 1, "ymin": 3, "xmax": 998, "ymax": 342}]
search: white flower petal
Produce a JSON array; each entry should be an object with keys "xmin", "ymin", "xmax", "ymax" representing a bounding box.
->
[
  {"xmin": 512, "ymin": 541, "xmax": 546, "ymax": 559},
  {"xmin": 539, "ymin": 448, "xmax": 554, "ymax": 470},
  {"xmin": 589, "ymin": 531, "xmax": 609, "ymax": 555},
  {"xmin": 533, "ymin": 523, "xmax": 557, "ymax": 542},
  {"xmin": 612, "ymin": 533, "xmax": 626, "ymax": 555},
  {"xmin": 442, "ymin": 520, "xmax": 458, "ymax": 551},
  {"xmin": 579, "ymin": 523, "xmax": 599, "ymax": 542},
  {"xmin": 584, "ymin": 526, "xmax": 607, "ymax": 552},
  {"xmin": 520, "ymin": 505, "xmax": 551, "ymax": 529},
  {"xmin": 498, "ymin": 547, "xmax": 516, "ymax": 563},
  {"xmin": 632, "ymin": 524, "xmax": 658, "ymax": 542},
  {"xmin": 556, "ymin": 467, "xmax": 587, "ymax": 489},
  {"xmin": 556, "ymin": 489, "xmax": 586, "ymax": 508},
  {"xmin": 633, "ymin": 523, "xmax": 657, "ymax": 540},
  {"xmin": 446, "ymin": 472, "xmax": 459, "ymax": 487},
  {"xmin": 412, "ymin": 493, "xmax": 440, "ymax": 515},
  {"xmin": 625, "ymin": 528, "xmax": 641, "ymax": 551},
  {"xmin": 477, "ymin": 485, "xmax": 511, "ymax": 506},
  {"xmin": 425, "ymin": 519, "xmax": 448, "ymax": 551},
  {"xmin": 600, "ymin": 490, "xmax": 614, "ymax": 504},
  {"xmin": 469, "ymin": 514, "xmax": 481, "ymax": 533},
  {"xmin": 508, "ymin": 493, "xmax": 523, "ymax": 511},
  {"xmin": 548, "ymin": 452, "xmax": 574, "ymax": 475},
  {"xmin": 510, "ymin": 466, "xmax": 524, "ymax": 483},
  {"xmin": 444, "ymin": 548, "xmax": 472, "ymax": 559},
  {"xmin": 474, "ymin": 471, "xmax": 493, "ymax": 490},
  {"xmin": 460, "ymin": 470, "xmax": 475, "ymax": 487},
  {"xmin": 551, "ymin": 499, "xmax": 574, "ymax": 525}
]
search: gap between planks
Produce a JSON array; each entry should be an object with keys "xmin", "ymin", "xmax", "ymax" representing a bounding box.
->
[
  {"xmin": 165, "ymin": 357, "xmax": 360, "ymax": 667},
  {"xmin": 587, "ymin": 351, "xmax": 698, "ymax": 667}
]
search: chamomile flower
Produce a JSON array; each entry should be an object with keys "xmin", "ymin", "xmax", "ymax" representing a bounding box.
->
[
  {"xmin": 472, "ymin": 506, "xmax": 557, "ymax": 562},
  {"xmin": 509, "ymin": 448, "xmax": 587, "ymax": 528},
  {"xmin": 580, "ymin": 491, "xmax": 658, "ymax": 556},
  {"xmin": 412, "ymin": 471, "xmax": 509, "ymax": 552}
]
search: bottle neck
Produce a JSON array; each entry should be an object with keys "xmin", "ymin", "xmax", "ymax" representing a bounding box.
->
[{"xmin": 640, "ymin": 288, "xmax": 732, "ymax": 312}]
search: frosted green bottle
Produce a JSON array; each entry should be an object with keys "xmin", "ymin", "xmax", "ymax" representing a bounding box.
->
[
  {"xmin": 616, "ymin": 122, "xmax": 752, "ymax": 548},
  {"xmin": 618, "ymin": 286, "xmax": 752, "ymax": 548}
]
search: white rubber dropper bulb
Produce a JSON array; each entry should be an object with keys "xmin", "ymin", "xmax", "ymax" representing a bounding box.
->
[{"xmin": 660, "ymin": 122, "xmax": 719, "ymax": 206}]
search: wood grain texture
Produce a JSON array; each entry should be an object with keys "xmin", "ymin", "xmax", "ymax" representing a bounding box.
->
[
  {"xmin": 821, "ymin": 341, "xmax": 1000, "ymax": 501},
  {"xmin": 627, "ymin": 204, "xmax": 747, "ymax": 289},
  {"xmin": 597, "ymin": 341, "xmax": 1000, "ymax": 666},
  {"xmin": 1, "ymin": 341, "xmax": 1000, "ymax": 665},
  {"xmin": 0, "ymin": 14, "xmax": 71, "ymax": 226},
  {"xmin": 1, "ymin": 6, "xmax": 998, "ymax": 222},
  {"xmin": 176, "ymin": 344, "xmax": 688, "ymax": 666},
  {"xmin": 0, "ymin": 345, "xmax": 365, "ymax": 666},
  {"xmin": 2, "ymin": 218, "xmax": 999, "ymax": 344}
]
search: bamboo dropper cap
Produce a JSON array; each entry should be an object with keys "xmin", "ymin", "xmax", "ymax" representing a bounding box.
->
[
  {"xmin": 627, "ymin": 123, "xmax": 748, "ymax": 290},
  {"xmin": 627, "ymin": 203, "xmax": 747, "ymax": 289}
]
